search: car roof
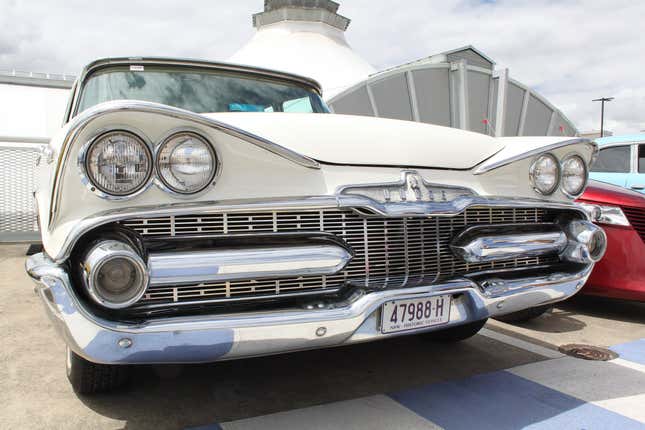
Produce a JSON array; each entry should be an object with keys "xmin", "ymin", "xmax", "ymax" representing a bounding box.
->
[{"xmin": 596, "ymin": 134, "xmax": 645, "ymax": 146}]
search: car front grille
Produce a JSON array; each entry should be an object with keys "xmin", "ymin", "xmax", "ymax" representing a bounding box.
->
[
  {"xmin": 622, "ymin": 206, "xmax": 645, "ymax": 243},
  {"xmin": 120, "ymin": 206, "xmax": 564, "ymax": 308}
]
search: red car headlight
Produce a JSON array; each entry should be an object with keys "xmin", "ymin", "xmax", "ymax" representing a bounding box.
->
[{"xmin": 579, "ymin": 203, "xmax": 631, "ymax": 227}]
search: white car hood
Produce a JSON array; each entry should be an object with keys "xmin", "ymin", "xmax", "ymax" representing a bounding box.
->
[{"xmin": 203, "ymin": 112, "xmax": 503, "ymax": 169}]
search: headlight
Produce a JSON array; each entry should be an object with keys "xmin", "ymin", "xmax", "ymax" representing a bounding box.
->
[
  {"xmin": 561, "ymin": 155, "xmax": 587, "ymax": 196},
  {"xmin": 83, "ymin": 130, "xmax": 153, "ymax": 197},
  {"xmin": 530, "ymin": 154, "xmax": 559, "ymax": 195},
  {"xmin": 579, "ymin": 203, "xmax": 630, "ymax": 226},
  {"xmin": 156, "ymin": 132, "xmax": 217, "ymax": 194},
  {"xmin": 81, "ymin": 240, "xmax": 149, "ymax": 309}
]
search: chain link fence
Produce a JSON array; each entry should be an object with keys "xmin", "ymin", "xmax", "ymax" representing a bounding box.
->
[{"xmin": 0, "ymin": 142, "xmax": 44, "ymax": 242}]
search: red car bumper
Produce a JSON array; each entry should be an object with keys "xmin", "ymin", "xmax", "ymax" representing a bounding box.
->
[{"xmin": 584, "ymin": 224, "xmax": 645, "ymax": 301}]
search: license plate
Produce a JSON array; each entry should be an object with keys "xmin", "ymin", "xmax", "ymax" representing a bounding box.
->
[{"xmin": 380, "ymin": 295, "xmax": 451, "ymax": 334}]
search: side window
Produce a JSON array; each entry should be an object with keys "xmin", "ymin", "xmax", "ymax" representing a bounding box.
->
[
  {"xmin": 639, "ymin": 145, "xmax": 645, "ymax": 173},
  {"xmin": 591, "ymin": 145, "xmax": 631, "ymax": 173}
]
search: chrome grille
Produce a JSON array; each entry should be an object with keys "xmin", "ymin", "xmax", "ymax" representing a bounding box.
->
[
  {"xmin": 622, "ymin": 206, "xmax": 645, "ymax": 243},
  {"xmin": 120, "ymin": 207, "xmax": 561, "ymax": 307}
]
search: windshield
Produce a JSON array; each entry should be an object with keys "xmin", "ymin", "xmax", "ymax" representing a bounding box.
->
[{"xmin": 76, "ymin": 66, "xmax": 329, "ymax": 115}]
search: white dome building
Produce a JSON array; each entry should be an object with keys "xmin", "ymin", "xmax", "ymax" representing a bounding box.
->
[{"xmin": 229, "ymin": 0, "xmax": 376, "ymax": 98}]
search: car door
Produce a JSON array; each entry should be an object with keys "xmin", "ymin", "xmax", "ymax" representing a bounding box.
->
[
  {"xmin": 625, "ymin": 143, "xmax": 645, "ymax": 194},
  {"xmin": 589, "ymin": 144, "xmax": 631, "ymax": 187}
]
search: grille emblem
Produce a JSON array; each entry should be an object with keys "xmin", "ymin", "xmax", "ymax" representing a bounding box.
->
[{"xmin": 340, "ymin": 170, "xmax": 474, "ymax": 204}]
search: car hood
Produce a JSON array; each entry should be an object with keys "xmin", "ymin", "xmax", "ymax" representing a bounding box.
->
[
  {"xmin": 579, "ymin": 180, "xmax": 645, "ymax": 208},
  {"xmin": 203, "ymin": 112, "xmax": 504, "ymax": 169}
]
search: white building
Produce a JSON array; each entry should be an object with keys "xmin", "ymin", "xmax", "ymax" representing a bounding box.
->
[
  {"xmin": 230, "ymin": 0, "xmax": 376, "ymax": 98},
  {"xmin": 0, "ymin": 71, "xmax": 73, "ymax": 141},
  {"xmin": 0, "ymin": 72, "xmax": 73, "ymax": 241}
]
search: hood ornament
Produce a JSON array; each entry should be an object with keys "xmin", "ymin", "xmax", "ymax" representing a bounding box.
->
[{"xmin": 339, "ymin": 170, "xmax": 475, "ymax": 204}]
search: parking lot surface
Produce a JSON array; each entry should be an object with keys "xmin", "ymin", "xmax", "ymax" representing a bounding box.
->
[{"xmin": 2, "ymin": 244, "xmax": 644, "ymax": 429}]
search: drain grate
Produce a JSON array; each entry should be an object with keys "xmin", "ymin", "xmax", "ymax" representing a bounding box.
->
[{"xmin": 558, "ymin": 344, "xmax": 618, "ymax": 361}]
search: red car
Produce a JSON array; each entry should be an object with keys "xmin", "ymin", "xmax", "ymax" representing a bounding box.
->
[{"xmin": 578, "ymin": 180, "xmax": 645, "ymax": 301}]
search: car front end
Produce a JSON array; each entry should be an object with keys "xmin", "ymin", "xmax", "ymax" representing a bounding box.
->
[
  {"xmin": 26, "ymin": 57, "xmax": 606, "ymax": 393},
  {"xmin": 578, "ymin": 181, "xmax": 645, "ymax": 301}
]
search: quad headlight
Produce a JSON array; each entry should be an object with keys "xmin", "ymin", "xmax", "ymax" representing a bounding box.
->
[
  {"xmin": 83, "ymin": 130, "xmax": 153, "ymax": 197},
  {"xmin": 530, "ymin": 154, "xmax": 560, "ymax": 195},
  {"xmin": 156, "ymin": 132, "xmax": 218, "ymax": 195},
  {"xmin": 529, "ymin": 152, "xmax": 589, "ymax": 198},
  {"xmin": 561, "ymin": 154, "xmax": 587, "ymax": 197},
  {"xmin": 81, "ymin": 129, "xmax": 218, "ymax": 198}
]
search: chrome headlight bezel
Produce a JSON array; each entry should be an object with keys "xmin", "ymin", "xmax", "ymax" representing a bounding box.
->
[
  {"xmin": 529, "ymin": 153, "xmax": 560, "ymax": 196},
  {"xmin": 81, "ymin": 240, "xmax": 149, "ymax": 309},
  {"xmin": 78, "ymin": 127, "xmax": 154, "ymax": 200},
  {"xmin": 154, "ymin": 129, "xmax": 220, "ymax": 197},
  {"xmin": 560, "ymin": 153, "xmax": 588, "ymax": 198}
]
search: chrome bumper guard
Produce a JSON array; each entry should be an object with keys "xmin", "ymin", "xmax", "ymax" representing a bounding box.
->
[{"xmin": 27, "ymin": 252, "xmax": 593, "ymax": 365}]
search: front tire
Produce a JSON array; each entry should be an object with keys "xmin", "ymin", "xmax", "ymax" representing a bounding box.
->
[
  {"xmin": 66, "ymin": 347, "xmax": 129, "ymax": 394},
  {"xmin": 421, "ymin": 319, "xmax": 487, "ymax": 342}
]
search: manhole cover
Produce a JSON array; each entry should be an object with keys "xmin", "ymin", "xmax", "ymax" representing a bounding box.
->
[{"xmin": 558, "ymin": 344, "xmax": 618, "ymax": 361}]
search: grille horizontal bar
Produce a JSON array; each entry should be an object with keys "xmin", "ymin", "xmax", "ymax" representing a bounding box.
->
[{"xmin": 120, "ymin": 206, "xmax": 562, "ymax": 307}]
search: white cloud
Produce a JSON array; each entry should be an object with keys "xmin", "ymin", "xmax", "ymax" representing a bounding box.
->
[{"xmin": 1, "ymin": 0, "xmax": 643, "ymax": 134}]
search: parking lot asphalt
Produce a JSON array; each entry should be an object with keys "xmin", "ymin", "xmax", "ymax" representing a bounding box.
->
[{"xmin": 2, "ymin": 244, "xmax": 644, "ymax": 430}]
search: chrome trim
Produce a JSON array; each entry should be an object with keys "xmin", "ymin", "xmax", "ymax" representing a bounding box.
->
[
  {"xmin": 529, "ymin": 153, "xmax": 560, "ymax": 196},
  {"xmin": 148, "ymin": 244, "xmax": 352, "ymax": 286},
  {"xmin": 473, "ymin": 138, "xmax": 595, "ymax": 175},
  {"xmin": 67, "ymin": 57, "xmax": 323, "ymax": 122},
  {"xmin": 139, "ymin": 288, "xmax": 344, "ymax": 310},
  {"xmin": 81, "ymin": 240, "xmax": 149, "ymax": 309},
  {"xmin": 153, "ymin": 128, "xmax": 222, "ymax": 198},
  {"xmin": 451, "ymin": 224, "xmax": 567, "ymax": 263},
  {"xmin": 337, "ymin": 169, "xmax": 476, "ymax": 203},
  {"xmin": 49, "ymin": 195, "xmax": 587, "ymax": 263},
  {"xmin": 49, "ymin": 100, "xmax": 321, "ymax": 225},
  {"xmin": 560, "ymin": 153, "xmax": 588, "ymax": 199},
  {"xmin": 27, "ymin": 251, "xmax": 593, "ymax": 364},
  {"xmin": 561, "ymin": 220, "xmax": 607, "ymax": 263},
  {"xmin": 77, "ymin": 126, "xmax": 155, "ymax": 200}
]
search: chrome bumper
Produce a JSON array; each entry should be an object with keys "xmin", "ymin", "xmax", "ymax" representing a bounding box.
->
[{"xmin": 27, "ymin": 252, "xmax": 592, "ymax": 365}]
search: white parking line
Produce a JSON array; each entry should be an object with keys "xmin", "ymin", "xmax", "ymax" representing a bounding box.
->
[{"xmin": 612, "ymin": 358, "xmax": 645, "ymax": 374}]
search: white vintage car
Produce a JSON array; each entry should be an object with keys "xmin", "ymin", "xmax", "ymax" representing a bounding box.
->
[{"xmin": 27, "ymin": 57, "xmax": 606, "ymax": 394}]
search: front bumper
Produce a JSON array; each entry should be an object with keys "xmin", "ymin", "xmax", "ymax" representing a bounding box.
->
[{"xmin": 27, "ymin": 252, "xmax": 592, "ymax": 365}]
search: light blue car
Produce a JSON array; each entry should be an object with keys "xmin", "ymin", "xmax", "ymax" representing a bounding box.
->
[{"xmin": 590, "ymin": 134, "xmax": 645, "ymax": 193}]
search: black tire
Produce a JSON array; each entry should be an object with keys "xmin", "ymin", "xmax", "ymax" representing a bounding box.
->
[
  {"xmin": 66, "ymin": 347, "xmax": 129, "ymax": 394},
  {"xmin": 422, "ymin": 319, "xmax": 488, "ymax": 342},
  {"xmin": 494, "ymin": 305, "xmax": 552, "ymax": 323}
]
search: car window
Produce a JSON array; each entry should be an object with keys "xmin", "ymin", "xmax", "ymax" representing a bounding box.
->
[
  {"xmin": 639, "ymin": 145, "xmax": 645, "ymax": 173},
  {"xmin": 283, "ymin": 97, "xmax": 313, "ymax": 113},
  {"xmin": 591, "ymin": 145, "xmax": 631, "ymax": 173},
  {"xmin": 76, "ymin": 66, "xmax": 329, "ymax": 115}
]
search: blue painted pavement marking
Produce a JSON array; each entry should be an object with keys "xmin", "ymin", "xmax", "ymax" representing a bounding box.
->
[
  {"xmin": 389, "ymin": 370, "xmax": 644, "ymax": 430},
  {"xmin": 185, "ymin": 424, "xmax": 223, "ymax": 430},
  {"xmin": 611, "ymin": 338, "xmax": 645, "ymax": 366}
]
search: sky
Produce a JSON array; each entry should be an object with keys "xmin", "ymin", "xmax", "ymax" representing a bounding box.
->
[{"xmin": 1, "ymin": 0, "xmax": 643, "ymax": 134}]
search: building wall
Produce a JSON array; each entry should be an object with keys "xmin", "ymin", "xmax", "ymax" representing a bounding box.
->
[{"xmin": 0, "ymin": 83, "xmax": 70, "ymax": 139}]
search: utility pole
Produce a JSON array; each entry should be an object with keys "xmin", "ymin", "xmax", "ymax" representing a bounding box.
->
[{"xmin": 592, "ymin": 97, "xmax": 614, "ymax": 137}]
